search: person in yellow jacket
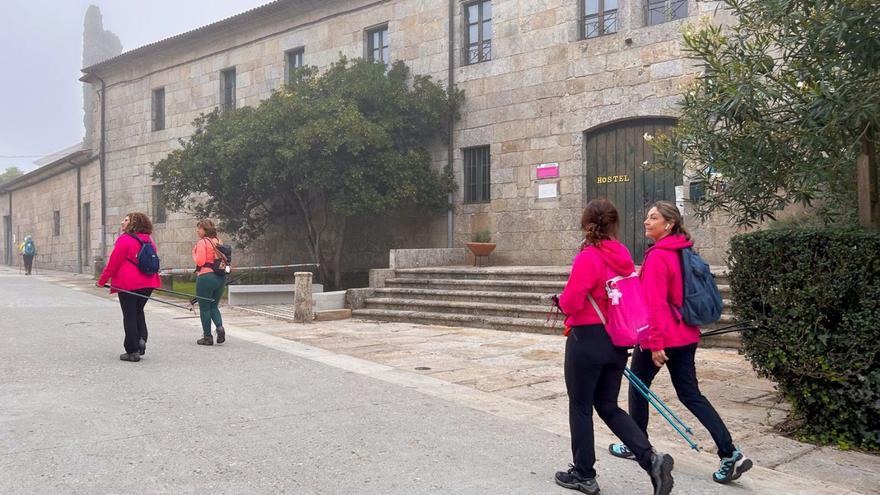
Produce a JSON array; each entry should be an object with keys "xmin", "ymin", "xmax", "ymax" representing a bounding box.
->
[{"xmin": 19, "ymin": 235, "xmax": 36, "ymax": 275}]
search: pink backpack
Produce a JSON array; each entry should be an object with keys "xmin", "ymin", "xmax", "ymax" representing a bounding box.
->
[{"xmin": 587, "ymin": 272, "xmax": 650, "ymax": 347}]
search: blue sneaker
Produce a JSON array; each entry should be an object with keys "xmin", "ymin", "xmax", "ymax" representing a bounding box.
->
[
  {"xmin": 713, "ymin": 448, "xmax": 752, "ymax": 484},
  {"xmin": 608, "ymin": 443, "xmax": 636, "ymax": 460}
]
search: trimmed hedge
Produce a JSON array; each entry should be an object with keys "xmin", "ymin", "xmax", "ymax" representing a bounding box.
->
[{"xmin": 728, "ymin": 228, "xmax": 880, "ymax": 451}]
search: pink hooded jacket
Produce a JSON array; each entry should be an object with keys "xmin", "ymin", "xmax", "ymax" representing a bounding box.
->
[
  {"xmin": 558, "ymin": 240, "xmax": 637, "ymax": 329},
  {"xmin": 639, "ymin": 234, "xmax": 701, "ymax": 351},
  {"xmin": 97, "ymin": 233, "xmax": 161, "ymax": 293}
]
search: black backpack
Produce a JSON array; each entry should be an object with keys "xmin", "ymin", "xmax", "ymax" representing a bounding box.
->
[
  {"xmin": 202, "ymin": 239, "xmax": 232, "ymax": 276},
  {"xmin": 127, "ymin": 233, "xmax": 161, "ymax": 275}
]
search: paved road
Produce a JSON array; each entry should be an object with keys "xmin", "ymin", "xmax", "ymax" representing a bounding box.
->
[{"xmin": 2, "ymin": 270, "xmax": 843, "ymax": 494}]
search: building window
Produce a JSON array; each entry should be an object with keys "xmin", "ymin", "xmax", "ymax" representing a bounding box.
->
[
  {"xmin": 464, "ymin": 1, "xmax": 492, "ymax": 65},
  {"xmin": 582, "ymin": 0, "xmax": 618, "ymax": 39},
  {"xmin": 221, "ymin": 68, "xmax": 236, "ymax": 111},
  {"xmin": 152, "ymin": 185, "xmax": 166, "ymax": 224},
  {"xmin": 646, "ymin": 0, "xmax": 688, "ymax": 25},
  {"xmin": 463, "ymin": 146, "xmax": 491, "ymax": 204},
  {"xmin": 151, "ymin": 88, "xmax": 165, "ymax": 131},
  {"xmin": 285, "ymin": 47, "xmax": 305, "ymax": 84},
  {"xmin": 53, "ymin": 210, "xmax": 61, "ymax": 236},
  {"xmin": 366, "ymin": 25, "xmax": 389, "ymax": 65}
]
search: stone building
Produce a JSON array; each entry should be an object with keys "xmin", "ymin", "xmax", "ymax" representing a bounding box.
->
[{"xmin": 2, "ymin": 0, "xmax": 737, "ymax": 277}]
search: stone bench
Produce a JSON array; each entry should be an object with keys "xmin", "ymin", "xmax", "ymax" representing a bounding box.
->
[{"xmin": 228, "ymin": 283, "xmax": 324, "ymax": 306}]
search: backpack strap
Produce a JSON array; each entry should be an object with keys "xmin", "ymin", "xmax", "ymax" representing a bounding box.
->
[
  {"xmin": 587, "ymin": 294, "xmax": 607, "ymax": 326},
  {"xmin": 125, "ymin": 233, "xmax": 146, "ymax": 267}
]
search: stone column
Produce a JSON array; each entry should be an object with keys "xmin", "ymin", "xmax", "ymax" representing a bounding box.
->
[
  {"xmin": 159, "ymin": 272, "xmax": 174, "ymax": 291},
  {"xmin": 293, "ymin": 272, "xmax": 314, "ymax": 323}
]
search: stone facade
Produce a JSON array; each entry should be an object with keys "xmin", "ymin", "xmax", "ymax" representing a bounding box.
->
[{"xmin": 5, "ymin": 0, "xmax": 737, "ymax": 276}]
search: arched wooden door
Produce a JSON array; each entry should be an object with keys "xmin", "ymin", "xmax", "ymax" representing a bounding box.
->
[{"xmin": 584, "ymin": 117, "xmax": 680, "ymax": 262}]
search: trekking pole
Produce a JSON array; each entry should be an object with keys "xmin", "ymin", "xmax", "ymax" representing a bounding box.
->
[
  {"xmin": 104, "ymin": 285, "xmax": 196, "ymax": 312},
  {"xmin": 701, "ymin": 324, "xmax": 756, "ymax": 338},
  {"xmin": 152, "ymin": 287, "xmax": 214, "ymax": 302},
  {"xmin": 623, "ymin": 369, "xmax": 700, "ymax": 451},
  {"xmin": 624, "ymin": 368, "xmax": 695, "ymax": 435}
]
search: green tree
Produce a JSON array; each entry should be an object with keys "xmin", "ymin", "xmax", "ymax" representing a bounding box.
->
[
  {"xmin": 653, "ymin": 0, "xmax": 880, "ymax": 228},
  {"xmin": 0, "ymin": 166, "xmax": 24, "ymax": 185},
  {"xmin": 154, "ymin": 57, "xmax": 463, "ymax": 288}
]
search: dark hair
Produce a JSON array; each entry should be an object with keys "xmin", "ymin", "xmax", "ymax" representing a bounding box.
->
[
  {"xmin": 581, "ymin": 198, "xmax": 619, "ymax": 248},
  {"xmin": 197, "ymin": 219, "xmax": 218, "ymax": 238},
  {"xmin": 125, "ymin": 212, "xmax": 153, "ymax": 235},
  {"xmin": 650, "ymin": 201, "xmax": 691, "ymax": 240}
]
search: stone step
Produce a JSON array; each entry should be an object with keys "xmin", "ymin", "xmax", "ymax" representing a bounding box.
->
[
  {"xmin": 352, "ymin": 308, "xmax": 563, "ymax": 335},
  {"xmin": 385, "ymin": 277, "xmax": 567, "ymax": 293},
  {"xmin": 393, "ymin": 266, "xmax": 570, "ymax": 282},
  {"xmin": 363, "ymin": 297, "xmax": 551, "ymax": 320},
  {"xmin": 373, "ymin": 287, "xmax": 551, "ymax": 306}
]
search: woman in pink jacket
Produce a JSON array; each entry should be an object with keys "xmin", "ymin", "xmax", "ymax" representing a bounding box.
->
[
  {"xmin": 97, "ymin": 212, "xmax": 161, "ymax": 362},
  {"xmin": 609, "ymin": 201, "xmax": 751, "ymax": 484},
  {"xmin": 554, "ymin": 199, "xmax": 674, "ymax": 495}
]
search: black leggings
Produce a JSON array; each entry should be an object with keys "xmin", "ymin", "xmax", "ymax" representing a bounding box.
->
[
  {"xmin": 22, "ymin": 254, "xmax": 34, "ymax": 274},
  {"xmin": 628, "ymin": 344, "xmax": 735, "ymax": 458},
  {"xmin": 565, "ymin": 325, "xmax": 654, "ymax": 478},
  {"xmin": 118, "ymin": 289, "xmax": 153, "ymax": 354}
]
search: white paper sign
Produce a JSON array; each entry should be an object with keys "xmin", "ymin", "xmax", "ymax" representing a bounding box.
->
[
  {"xmin": 675, "ymin": 185, "xmax": 685, "ymax": 211},
  {"xmin": 538, "ymin": 183, "xmax": 558, "ymax": 199}
]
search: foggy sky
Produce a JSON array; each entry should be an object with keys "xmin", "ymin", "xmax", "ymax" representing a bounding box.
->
[{"xmin": 0, "ymin": 0, "xmax": 272, "ymax": 172}]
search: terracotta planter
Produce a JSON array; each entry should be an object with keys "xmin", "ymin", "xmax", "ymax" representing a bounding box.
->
[{"xmin": 466, "ymin": 242, "xmax": 496, "ymax": 257}]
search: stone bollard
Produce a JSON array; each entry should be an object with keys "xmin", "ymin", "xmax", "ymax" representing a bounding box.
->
[
  {"xmin": 293, "ymin": 272, "xmax": 314, "ymax": 323},
  {"xmin": 93, "ymin": 256, "xmax": 106, "ymax": 280},
  {"xmin": 159, "ymin": 272, "xmax": 174, "ymax": 291}
]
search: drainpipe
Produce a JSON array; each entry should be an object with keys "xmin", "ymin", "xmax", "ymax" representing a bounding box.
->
[
  {"xmin": 447, "ymin": 0, "xmax": 456, "ymax": 249},
  {"xmin": 94, "ymin": 75, "xmax": 108, "ymax": 260}
]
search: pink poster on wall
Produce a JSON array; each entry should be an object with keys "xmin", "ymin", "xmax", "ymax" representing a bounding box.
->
[{"xmin": 536, "ymin": 163, "xmax": 559, "ymax": 179}]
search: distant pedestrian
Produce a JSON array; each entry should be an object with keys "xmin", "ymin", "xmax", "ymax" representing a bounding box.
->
[
  {"xmin": 19, "ymin": 235, "xmax": 36, "ymax": 275},
  {"xmin": 192, "ymin": 219, "xmax": 227, "ymax": 346},
  {"xmin": 97, "ymin": 213, "xmax": 161, "ymax": 362},
  {"xmin": 609, "ymin": 201, "xmax": 752, "ymax": 484},
  {"xmin": 555, "ymin": 198, "xmax": 674, "ymax": 495}
]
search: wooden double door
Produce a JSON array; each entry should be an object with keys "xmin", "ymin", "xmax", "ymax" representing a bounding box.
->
[{"xmin": 583, "ymin": 117, "xmax": 680, "ymax": 263}]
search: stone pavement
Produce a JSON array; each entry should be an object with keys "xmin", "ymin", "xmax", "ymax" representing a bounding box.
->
[{"xmin": 8, "ymin": 266, "xmax": 880, "ymax": 494}]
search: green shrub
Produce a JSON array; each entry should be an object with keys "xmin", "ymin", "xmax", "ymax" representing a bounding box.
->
[
  {"xmin": 472, "ymin": 229, "xmax": 492, "ymax": 243},
  {"xmin": 728, "ymin": 228, "xmax": 880, "ymax": 451}
]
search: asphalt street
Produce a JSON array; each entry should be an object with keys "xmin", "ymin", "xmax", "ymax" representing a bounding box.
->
[{"xmin": 0, "ymin": 270, "xmax": 783, "ymax": 494}]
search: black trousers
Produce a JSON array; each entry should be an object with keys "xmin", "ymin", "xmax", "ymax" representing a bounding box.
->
[
  {"xmin": 565, "ymin": 325, "xmax": 653, "ymax": 478},
  {"xmin": 22, "ymin": 254, "xmax": 34, "ymax": 274},
  {"xmin": 118, "ymin": 289, "xmax": 153, "ymax": 354},
  {"xmin": 628, "ymin": 344, "xmax": 735, "ymax": 459}
]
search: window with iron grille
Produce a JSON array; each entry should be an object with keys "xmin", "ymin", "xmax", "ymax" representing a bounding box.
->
[
  {"xmin": 464, "ymin": 1, "xmax": 492, "ymax": 65},
  {"xmin": 53, "ymin": 210, "xmax": 61, "ymax": 237},
  {"xmin": 581, "ymin": 0, "xmax": 618, "ymax": 39},
  {"xmin": 285, "ymin": 47, "xmax": 305, "ymax": 84},
  {"xmin": 645, "ymin": 0, "xmax": 688, "ymax": 26},
  {"xmin": 152, "ymin": 88, "xmax": 165, "ymax": 131},
  {"xmin": 152, "ymin": 185, "xmax": 167, "ymax": 224},
  {"xmin": 463, "ymin": 146, "xmax": 491, "ymax": 204},
  {"xmin": 221, "ymin": 68, "xmax": 236, "ymax": 111},
  {"xmin": 366, "ymin": 25, "xmax": 389, "ymax": 65}
]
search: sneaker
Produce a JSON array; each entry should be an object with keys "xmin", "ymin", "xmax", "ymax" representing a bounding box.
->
[
  {"xmin": 119, "ymin": 353, "xmax": 140, "ymax": 362},
  {"xmin": 216, "ymin": 326, "xmax": 225, "ymax": 344},
  {"xmin": 197, "ymin": 336, "xmax": 214, "ymax": 346},
  {"xmin": 649, "ymin": 451, "xmax": 674, "ymax": 495},
  {"xmin": 713, "ymin": 448, "xmax": 752, "ymax": 484},
  {"xmin": 554, "ymin": 465, "xmax": 600, "ymax": 494},
  {"xmin": 138, "ymin": 339, "xmax": 146, "ymax": 356},
  {"xmin": 609, "ymin": 443, "xmax": 636, "ymax": 460}
]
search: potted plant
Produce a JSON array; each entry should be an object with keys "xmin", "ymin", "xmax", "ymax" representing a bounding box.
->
[{"xmin": 466, "ymin": 229, "xmax": 496, "ymax": 265}]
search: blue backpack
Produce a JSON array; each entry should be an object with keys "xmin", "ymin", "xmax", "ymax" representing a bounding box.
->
[
  {"xmin": 22, "ymin": 240, "xmax": 35, "ymax": 256},
  {"xmin": 127, "ymin": 233, "xmax": 160, "ymax": 275},
  {"xmin": 678, "ymin": 247, "xmax": 723, "ymax": 326}
]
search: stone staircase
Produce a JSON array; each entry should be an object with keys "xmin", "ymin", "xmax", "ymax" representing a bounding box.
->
[{"xmin": 352, "ymin": 266, "xmax": 740, "ymax": 348}]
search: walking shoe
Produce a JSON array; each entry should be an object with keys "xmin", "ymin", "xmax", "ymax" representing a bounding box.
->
[
  {"xmin": 554, "ymin": 465, "xmax": 600, "ymax": 494},
  {"xmin": 608, "ymin": 443, "xmax": 636, "ymax": 460},
  {"xmin": 649, "ymin": 451, "xmax": 674, "ymax": 495},
  {"xmin": 713, "ymin": 448, "xmax": 752, "ymax": 484},
  {"xmin": 197, "ymin": 336, "xmax": 214, "ymax": 346},
  {"xmin": 138, "ymin": 339, "xmax": 146, "ymax": 356},
  {"xmin": 216, "ymin": 326, "xmax": 225, "ymax": 344},
  {"xmin": 119, "ymin": 353, "xmax": 140, "ymax": 362}
]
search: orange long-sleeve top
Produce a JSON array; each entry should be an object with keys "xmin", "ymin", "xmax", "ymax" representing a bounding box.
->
[{"xmin": 192, "ymin": 237, "xmax": 221, "ymax": 275}]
